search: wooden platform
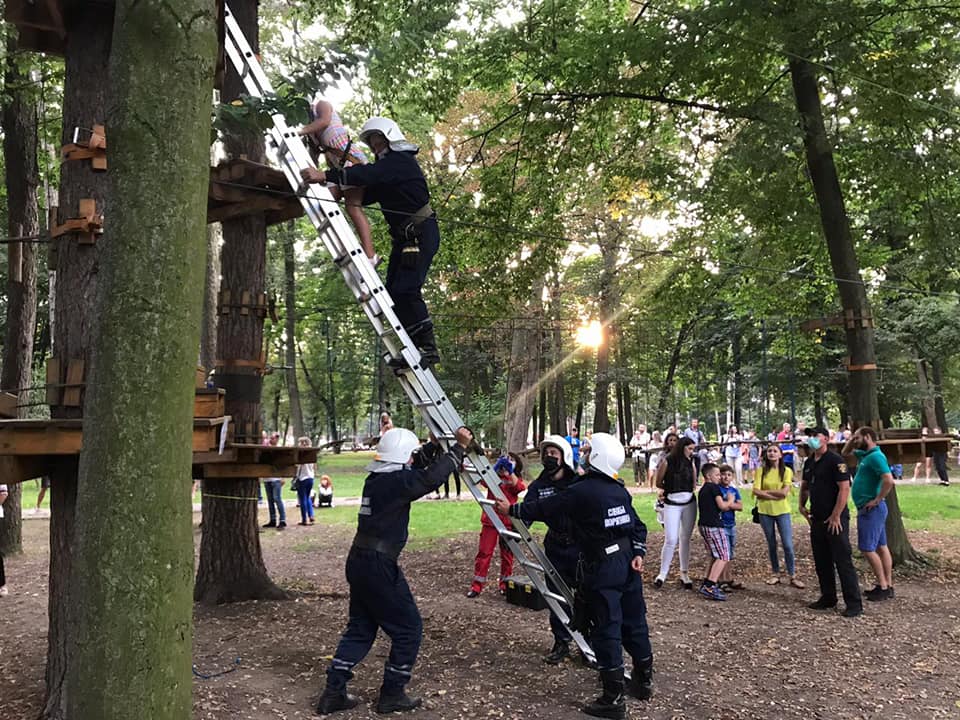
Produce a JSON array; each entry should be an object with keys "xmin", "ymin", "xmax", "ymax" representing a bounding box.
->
[
  {"xmin": 797, "ymin": 437, "xmax": 953, "ymax": 465},
  {"xmin": 208, "ymin": 158, "xmax": 304, "ymax": 226},
  {"xmin": 193, "ymin": 443, "xmax": 319, "ymax": 480},
  {"xmin": 0, "ymin": 417, "xmax": 231, "ymax": 484}
]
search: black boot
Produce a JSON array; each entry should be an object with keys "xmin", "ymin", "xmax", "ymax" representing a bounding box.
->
[
  {"xmin": 316, "ymin": 687, "xmax": 359, "ymax": 715},
  {"xmin": 582, "ymin": 669, "xmax": 625, "ymax": 719},
  {"xmin": 542, "ymin": 639, "xmax": 570, "ymax": 665},
  {"xmin": 412, "ymin": 321, "xmax": 440, "ymax": 368},
  {"xmin": 375, "ymin": 688, "xmax": 422, "ymax": 714},
  {"xmin": 626, "ymin": 657, "xmax": 653, "ymax": 700}
]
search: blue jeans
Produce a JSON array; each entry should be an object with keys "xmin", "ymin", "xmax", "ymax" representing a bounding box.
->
[
  {"xmin": 759, "ymin": 512, "xmax": 795, "ymax": 576},
  {"xmin": 297, "ymin": 478, "xmax": 315, "ymax": 523},
  {"xmin": 264, "ymin": 480, "xmax": 286, "ymax": 524}
]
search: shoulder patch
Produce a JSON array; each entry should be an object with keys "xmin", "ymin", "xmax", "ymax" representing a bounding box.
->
[{"xmin": 838, "ymin": 463, "xmax": 847, "ymax": 473}]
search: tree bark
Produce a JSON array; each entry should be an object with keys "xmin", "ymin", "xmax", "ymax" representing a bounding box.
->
[
  {"xmin": 503, "ymin": 282, "xmax": 543, "ymax": 451},
  {"xmin": 915, "ymin": 359, "xmax": 938, "ymax": 429},
  {"xmin": 200, "ymin": 220, "xmax": 221, "ymax": 373},
  {"xmin": 283, "ymin": 222, "xmax": 304, "ymax": 437},
  {"xmin": 885, "ymin": 485, "xmax": 925, "ymax": 566},
  {"xmin": 66, "ymin": 3, "xmax": 216, "ymax": 715},
  {"xmin": 44, "ymin": 9, "xmax": 113, "ymax": 717},
  {"xmin": 195, "ymin": 0, "xmax": 286, "ymax": 604},
  {"xmin": 592, "ymin": 234, "xmax": 619, "ymax": 433},
  {"xmin": 788, "ymin": 57, "xmax": 879, "ymax": 427},
  {"xmin": 787, "ymin": 51, "xmax": 916, "ymax": 559},
  {"xmin": 0, "ymin": 28, "xmax": 40, "ymax": 556},
  {"xmin": 930, "ymin": 359, "xmax": 948, "ymax": 431},
  {"xmin": 655, "ymin": 321, "xmax": 692, "ymax": 429}
]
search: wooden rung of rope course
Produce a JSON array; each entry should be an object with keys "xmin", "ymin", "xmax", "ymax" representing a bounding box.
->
[
  {"xmin": 217, "ymin": 288, "xmax": 268, "ymax": 317},
  {"xmin": 51, "ymin": 198, "xmax": 103, "ymax": 244},
  {"xmin": 46, "ymin": 358, "xmax": 86, "ymax": 408},
  {"xmin": 61, "ymin": 124, "xmax": 107, "ymax": 171}
]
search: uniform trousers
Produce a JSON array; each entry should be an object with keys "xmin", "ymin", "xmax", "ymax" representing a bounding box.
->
[
  {"xmin": 471, "ymin": 524, "xmax": 514, "ymax": 592},
  {"xmin": 327, "ymin": 548, "xmax": 422, "ymax": 693},
  {"xmin": 385, "ymin": 221, "xmax": 440, "ymax": 330},
  {"xmin": 809, "ymin": 514, "xmax": 862, "ymax": 611},
  {"xmin": 581, "ymin": 556, "xmax": 652, "ymax": 671}
]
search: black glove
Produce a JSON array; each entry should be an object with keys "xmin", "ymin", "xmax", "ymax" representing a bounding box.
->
[{"xmin": 400, "ymin": 241, "xmax": 420, "ymax": 269}]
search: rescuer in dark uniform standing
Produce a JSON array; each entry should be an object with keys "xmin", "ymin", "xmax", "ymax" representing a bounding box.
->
[
  {"xmin": 316, "ymin": 425, "xmax": 474, "ymax": 715},
  {"xmin": 301, "ymin": 117, "xmax": 441, "ymax": 368},
  {"xmin": 497, "ymin": 433, "xmax": 654, "ymax": 719},
  {"xmin": 524, "ymin": 434, "xmax": 585, "ymax": 665}
]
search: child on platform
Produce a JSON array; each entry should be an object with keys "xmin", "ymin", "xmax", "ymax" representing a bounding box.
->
[{"xmin": 466, "ymin": 456, "xmax": 526, "ymax": 598}]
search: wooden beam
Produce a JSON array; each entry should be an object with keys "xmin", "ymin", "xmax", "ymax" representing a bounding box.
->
[
  {"xmin": 201, "ymin": 463, "xmax": 297, "ymax": 479},
  {"xmin": 0, "ymin": 455, "xmax": 53, "ymax": 485},
  {"xmin": 0, "ymin": 392, "xmax": 18, "ymax": 419}
]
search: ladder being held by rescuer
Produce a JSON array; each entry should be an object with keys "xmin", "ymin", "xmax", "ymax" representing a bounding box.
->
[{"xmin": 221, "ymin": 3, "xmax": 594, "ymax": 665}]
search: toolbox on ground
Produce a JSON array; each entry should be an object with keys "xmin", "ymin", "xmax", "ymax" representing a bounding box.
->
[{"xmin": 503, "ymin": 575, "xmax": 548, "ymax": 611}]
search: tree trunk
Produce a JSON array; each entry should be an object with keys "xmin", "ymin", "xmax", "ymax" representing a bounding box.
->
[
  {"xmin": 787, "ymin": 52, "xmax": 915, "ymax": 558},
  {"xmin": 788, "ymin": 57, "xmax": 879, "ymax": 427},
  {"xmin": 44, "ymin": 10, "xmax": 113, "ymax": 716},
  {"xmin": 503, "ymin": 283, "xmax": 543, "ymax": 451},
  {"xmin": 283, "ymin": 222, "xmax": 304, "ymax": 437},
  {"xmin": 915, "ymin": 359, "xmax": 937, "ymax": 429},
  {"xmin": 655, "ymin": 321, "xmax": 692, "ymax": 428},
  {"xmin": 615, "ymin": 377, "xmax": 625, "ymax": 442},
  {"xmin": 195, "ymin": 0, "xmax": 286, "ymax": 604},
  {"xmin": 884, "ymin": 485, "xmax": 925, "ymax": 566},
  {"xmin": 66, "ymin": 4, "xmax": 216, "ymax": 715},
  {"xmin": 200, "ymin": 220, "xmax": 221, "ymax": 373},
  {"xmin": 930, "ymin": 359, "xmax": 947, "ymax": 431},
  {"xmin": 731, "ymin": 331, "xmax": 742, "ymax": 427},
  {"xmin": 537, "ymin": 383, "xmax": 547, "ymax": 445},
  {"xmin": 592, "ymin": 235, "xmax": 619, "ymax": 433},
  {"xmin": 0, "ymin": 28, "xmax": 40, "ymax": 556},
  {"xmin": 622, "ymin": 376, "xmax": 634, "ymax": 443}
]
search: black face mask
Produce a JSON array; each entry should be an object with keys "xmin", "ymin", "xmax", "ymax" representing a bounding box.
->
[{"xmin": 542, "ymin": 456, "xmax": 561, "ymax": 474}]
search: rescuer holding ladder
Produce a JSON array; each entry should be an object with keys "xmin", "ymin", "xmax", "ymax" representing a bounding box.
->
[{"xmin": 301, "ymin": 117, "xmax": 441, "ymax": 369}]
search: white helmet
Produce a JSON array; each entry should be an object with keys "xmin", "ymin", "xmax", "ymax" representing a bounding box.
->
[
  {"xmin": 587, "ymin": 433, "xmax": 625, "ymax": 480},
  {"xmin": 359, "ymin": 117, "xmax": 419, "ymax": 153},
  {"xmin": 540, "ymin": 434, "xmax": 574, "ymax": 471},
  {"xmin": 375, "ymin": 428, "xmax": 420, "ymax": 464}
]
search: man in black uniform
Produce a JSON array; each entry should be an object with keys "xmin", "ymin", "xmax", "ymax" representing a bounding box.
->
[
  {"xmin": 523, "ymin": 434, "xmax": 583, "ymax": 665},
  {"xmin": 316, "ymin": 425, "xmax": 474, "ymax": 714},
  {"xmin": 799, "ymin": 426, "xmax": 863, "ymax": 617},
  {"xmin": 301, "ymin": 117, "xmax": 441, "ymax": 368},
  {"xmin": 498, "ymin": 433, "xmax": 653, "ymax": 719}
]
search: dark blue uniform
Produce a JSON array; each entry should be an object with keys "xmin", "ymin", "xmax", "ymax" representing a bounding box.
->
[
  {"xmin": 525, "ymin": 468, "xmax": 582, "ymax": 644},
  {"xmin": 328, "ymin": 151, "xmax": 439, "ymax": 334},
  {"xmin": 326, "ymin": 442, "xmax": 463, "ymax": 695},
  {"xmin": 510, "ymin": 470, "xmax": 653, "ymax": 673}
]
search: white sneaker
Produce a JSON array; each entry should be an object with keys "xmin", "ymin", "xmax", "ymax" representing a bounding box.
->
[{"xmin": 0, "ymin": 585, "xmax": 8, "ymax": 596}]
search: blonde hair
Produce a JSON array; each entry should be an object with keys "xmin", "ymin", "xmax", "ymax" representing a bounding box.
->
[{"xmin": 297, "ymin": 436, "xmax": 311, "ymax": 447}]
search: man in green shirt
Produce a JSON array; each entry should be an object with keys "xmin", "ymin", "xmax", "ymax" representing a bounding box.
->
[{"xmin": 843, "ymin": 427, "xmax": 895, "ymax": 601}]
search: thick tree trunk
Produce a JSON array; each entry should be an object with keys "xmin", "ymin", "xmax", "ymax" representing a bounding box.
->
[
  {"xmin": 503, "ymin": 283, "xmax": 543, "ymax": 451},
  {"xmin": 0, "ymin": 29, "xmax": 40, "ymax": 556},
  {"xmin": 622, "ymin": 377, "xmax": 634, "ymax": 443},
  {"xmin": 44, "ymin": 10, "xmax": 113, "ymax": 717},
  {"xmin": 787, "ymin": 53, "xmax": 915, "ymax": 559},
  {"xmin": 592, "ymin": 235, "xmax": 619, "ymax": 433},
  {"xmin": 915, "ymin": 359, "xmax": 938, "ymax": 429},
  {"xmin": 66, "ymin": 4, "xmax": 216, "ymax": 715},
  {"xmin": 283, "ymin": 222, "xmax": 304, "ymax": 437},
  {"xmin": 885, "ymin": 485, "xmax": 925, "ymax": 566},
  {"xmin": 788, "ymin": 57, "xmax": 879, "ymax": 427},
  {"xmin": 195, "ymin": 0, "xmax": 286, "ymax": 603},
  {"xmin": 930, "ymin": 359, "xmax": 948, "ymax": 431}
]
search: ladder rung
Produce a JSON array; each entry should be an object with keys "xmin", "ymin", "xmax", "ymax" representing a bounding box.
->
[
  {"xmin": 499, "ymin": 530, "xmax": 521, "ymax": 540},
  {"xmin": 543, "ymin": 590, "xmax": 566, "ymax": 603},
  {"xmin": 413, "ymin": 400, "xmax": 436, "ymax": 408},
  {"xmin": 518, "ymin": 559, "xmax": 544, "ymax": 573},
  {"xmin": 478, "ymin": 498, "xmax": 495, "ymax": 506}
]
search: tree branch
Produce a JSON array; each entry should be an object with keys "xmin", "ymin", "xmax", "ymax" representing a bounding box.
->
[{"xmin": 531, "ymin": 90, "xmax": 765, "ymax": 121}]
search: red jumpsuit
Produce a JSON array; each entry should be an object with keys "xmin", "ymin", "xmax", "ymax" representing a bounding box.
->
[{"xmin": 470, "ymin": 475, "xmax": 526, "ymax": 594}]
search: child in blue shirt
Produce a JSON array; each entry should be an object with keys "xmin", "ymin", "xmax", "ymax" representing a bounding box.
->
[{"xmin": 717, "ymin": 464, "xmax": 743, "ymax": 591}]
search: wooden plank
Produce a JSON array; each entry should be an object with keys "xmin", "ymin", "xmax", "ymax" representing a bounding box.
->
[
  {"xmin": 202, "ymin": 463, "xmax": 298, "ymax": 479},
  {"xmin": 192, "ymin": 448, "xmax": 239, "ymax": 465},
  {"xmin": 193, "ymin": 388, "xmax": 226, "ymax": 418},
  {"xmin": 0, "ymin": 455, "xmax": 52, "ymax": 485},
  {"xmin": 46, "ymin": 358, "xmax": 62, "ymax": 406},
  {"xmin": 0, "ymin": 392, "xmax": 18, "ymax": 419},
  {"xmin": 63, "ymin": 358, "xmax": 85, "ymax": 407},
  {"xmin": 0, "ymin": 425, "xmax": 83, "ymax": 455}
]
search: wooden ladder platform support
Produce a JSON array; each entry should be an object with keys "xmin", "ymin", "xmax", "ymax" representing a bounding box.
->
[
  {"xmin": 207, "ymin": 157, "xmax": 304, "ymax": 226},
  {"xmin": 192, "ymin": 443, "xmax": 320, "ymax": 479},
  {"xmin": 0, "ymin": 416, "xmax": 231, "ymax": 484}
]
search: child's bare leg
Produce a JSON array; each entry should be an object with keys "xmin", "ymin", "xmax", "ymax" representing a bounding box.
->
[
  {"xmin": 708, "ymin": 559, "xmax": 727, "ymax": 583},
  {"xmin": 344, "ymin": 187, "xmax": 374, "ymax": 258}
]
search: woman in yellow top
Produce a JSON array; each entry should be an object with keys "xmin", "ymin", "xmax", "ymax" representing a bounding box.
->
[{"xmin": 753, "ymin": 445, "xmax": 804, "ymax": 588}]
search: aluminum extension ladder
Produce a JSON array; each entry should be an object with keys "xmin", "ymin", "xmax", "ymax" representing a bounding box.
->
[{"xmin": 222, "ymin": 4, "xmax": 594, "ymax": 664}]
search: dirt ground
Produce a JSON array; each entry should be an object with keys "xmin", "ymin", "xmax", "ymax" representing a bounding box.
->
[{"xmin": 2, "ymin": 511, "xmax": 960, "ymax": 720}]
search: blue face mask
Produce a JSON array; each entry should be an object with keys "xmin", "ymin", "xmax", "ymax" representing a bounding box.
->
[{"xmin": 807, "ymin": 437, "xmax": 821, "ymax": 451}]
